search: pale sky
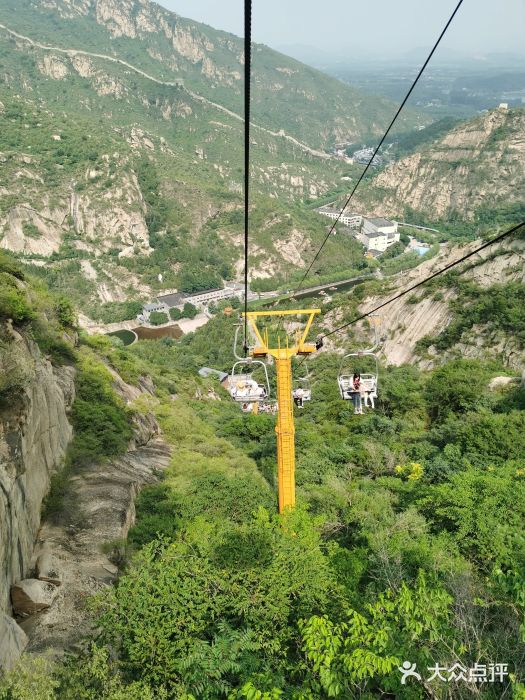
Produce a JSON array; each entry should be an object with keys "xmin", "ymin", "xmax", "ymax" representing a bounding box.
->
[{"xmin": 155, "ymin": 0, "xmax": 525, "ymax": 59}]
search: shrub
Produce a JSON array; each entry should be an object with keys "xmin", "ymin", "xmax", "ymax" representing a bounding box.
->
[
  {"xmin": 44, "ymin": 349, "xmax": 133, "ymax": 521},
  {"xmin": 0, "ymin": 273, "xmax": 33, "ymax": 324},
  {"xmin": 182, "ymin": 302, "xmax": 198, "ymax": 319},
  {"xmin": 149, "ymin": 311, "xmax": 168, "ymax": 326}
]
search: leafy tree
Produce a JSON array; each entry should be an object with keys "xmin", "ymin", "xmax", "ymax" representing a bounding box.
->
[
  {"xmin": 300, "ymin": 572, "xmax": 453, "ymax": 698},
  {"xmin": 149, "ymin": 311, "xmax": 169, "ymax": 326},
  {"xmin": 96, "ymin": 509, "xmax": 340, "ymax": 696},
  {"xmin": 419, "ymin": 465, "xmax": 525, "ymax": 567},
  {"xmin": 182, "ymin": 302, "xmax": 199, "ymax": 319},
  {"xmin": 424, "ymin": 359, "xmax": 493, "ymax": 421}
]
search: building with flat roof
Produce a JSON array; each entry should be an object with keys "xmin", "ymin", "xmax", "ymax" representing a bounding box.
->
[
  {"xmin": 184, "ymin": 283, "xmax": 244, "ymax": 309},
  {"xmin": 363, "ymin": 217, "xmax": 398, "ymax": 236},
  {"xmin": 316, "ymin": 207, "xmax": 362, "ymax": 229},
  {"xmin": 360, "ymin": 228, "xmax": 400, "ymax": 254},
  {"xmin": 157, "ymin": 292, "xmax": 185, "ymax": 308}
]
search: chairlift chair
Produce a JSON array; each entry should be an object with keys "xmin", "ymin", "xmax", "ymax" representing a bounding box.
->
[
  {"xmin": 228, "ymin": 360, "xmax": 270, "ymax": 403},
  {"xmin": 292, "ymin": 362, "xmax": 312, "ymax": 409},
  {"xmin": 338, "ymin": 316, "xmax": 381, "ymax": 411},
  {"xmin": 338, "ymin": 352, "xmax": 379, "ymax": 408},
  {"xmin": 229, "ymin": 323, "xmax": 270, "ymax": 412}
]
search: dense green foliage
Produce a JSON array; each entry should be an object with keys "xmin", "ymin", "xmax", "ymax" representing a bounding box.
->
[
  {"xmin": 5, "ymin": 293, "xmax": 523, "ymax": 698},
  {"xmin": 419, "ymin": 280, "xmax": 525, "ymax": 353},
  {"xmin": 0, "ymin": 2, "xmax": 524, "ymax": 696},
  {"xmin": 95, "ymin": 301, "xmax": 143, "ymax": 324},
  {"xmin": 389, "ymin": 117, "xmax": 462, "ymax": 159},
  {"xmin": 148, "ymin": 310, "xmax": 169, "ymax": 326}
]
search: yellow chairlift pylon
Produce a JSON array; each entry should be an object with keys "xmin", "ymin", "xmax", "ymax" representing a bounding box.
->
[{"xmin": 242, "ymin": 309, "xmax": 321, "ymax": 513}]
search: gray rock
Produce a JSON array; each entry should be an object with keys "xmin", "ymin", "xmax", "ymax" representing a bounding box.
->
[
  {"xmin": 11, "ymin": 579, "xmax": 58, "ymax": 617},
  {"xmin": 35, "ymin": 550, "xmax": 62, "ymax": 586},
  {"xmin": 488, "ymin": 375, "xmax": 517, "ymax": 390},
  {"xmin": 0, "ymin": 611, "xmax": 28, "ymax": 671}
]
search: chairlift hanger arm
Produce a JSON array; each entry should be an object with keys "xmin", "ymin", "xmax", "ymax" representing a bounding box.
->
[{"xmin": 242, "ymin": 309, "xmax": 321, "ymax": 359}]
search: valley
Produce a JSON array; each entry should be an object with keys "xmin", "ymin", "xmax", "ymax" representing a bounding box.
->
[{"xmin": 0, "ymin": 0, "xmax": 524, "ymax": 698}]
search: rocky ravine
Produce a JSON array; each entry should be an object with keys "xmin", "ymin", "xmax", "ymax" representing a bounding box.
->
[
  {"xmin": 0, "ymin": 330, "xmax": 171, "ymax": 670},
  {"xmin": 22, "ymin": 406, "xmax": 171, "ymax": 655},
  {"xmin": 366, "ymin": 239, "xmax": 525, "ymax": 368}
]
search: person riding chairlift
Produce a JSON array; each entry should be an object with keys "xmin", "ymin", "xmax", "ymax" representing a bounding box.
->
[
  {"xmin": 293, "ymin": 387, "xmax": 305, "ymax": 409},
  {"xmin": 351, "ymin": 372, "xmax": 363, "ymax": 415}
]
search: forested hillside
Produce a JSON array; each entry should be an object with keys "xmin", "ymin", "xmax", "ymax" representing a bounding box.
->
[
  {"xmin": 0, "ymin": 0, "xmax": 424, "ymax": 150},
  {"xmin": 1, "ymin": 246, "xmax": 525, "ymax": 698},
  {"xmin": 1, "ymin": 1, "xmax": 524, "ymax": 697},
  {"xmin": 0, "ymin": 0, "xmax": 403, "ymax": 318}
]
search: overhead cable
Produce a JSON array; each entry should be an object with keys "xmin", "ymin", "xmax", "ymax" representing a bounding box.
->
[
  {"xmin": 320, "ymin": 221, "xmax": 525, "ymax": 341},
  {"xmin": 243, "ymin": 0, "xmax": 252, "ymax": 353}
]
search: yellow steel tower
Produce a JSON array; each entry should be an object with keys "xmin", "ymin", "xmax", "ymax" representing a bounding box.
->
[{"xmin": 243, "ymin": 309, "xmax": 320, "ymax": 513}]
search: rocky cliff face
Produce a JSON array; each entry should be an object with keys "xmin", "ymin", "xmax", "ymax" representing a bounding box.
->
[
  {"xmin": 321, "ymin": 238, "xmax": 525, "ymax": 369},
  {"xmin": 0, "ymin": 335, "xmax": 75, "ymax": 618},
  {"xmin": 370, "ymin": 240, "xmax": 525, "ymax": 368},
  {"xmin": 0, "ymin": 323, "xmax": 172, "ymax": 668},
  {"xmin": 0, "ymin": 328, "xmax": 75, "ymax": 673},
  {"xmin": 354, "ymin": 108, "xmax": 525, "ymax": 222}
]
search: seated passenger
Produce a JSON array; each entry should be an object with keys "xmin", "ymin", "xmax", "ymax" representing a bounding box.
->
[
  {"xmin": 293, "ymin": 387, "xmax": 304, "ymax": 408},
  {"xmin": 351, "ymin": 373, "xmax": 363, "ymax": 415}
]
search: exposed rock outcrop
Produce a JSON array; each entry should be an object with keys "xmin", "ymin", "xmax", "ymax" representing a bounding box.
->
[
  {"xmin": 0, "ymin": 338, "xmax": 75, "ymax": 615},
  {"xmin": 24, "ymin": 423, "xmax": 171, "ymax": 653},
  {"xmin": 0, "ymin": 612, "xmax": 28, "ymax": 672},
  {"xmin": 11, "ymin": 579, "xmax": 59, "ymax": 617},
  {"xmin": 354, "ymin": 108, "xmax": 525, "ymax": 222},
  {"xmin": 0, "ymin": 335, "xmax": 75, "ymax": 669},
  {"xmin": 35, "ymin": 548, "xmax": 63, "ymax": 586}
]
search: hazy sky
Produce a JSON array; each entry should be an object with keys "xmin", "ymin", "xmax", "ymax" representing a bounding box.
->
[{"xmin": 156, "ymin": 0, "xmax": 525, "ymax": 59}]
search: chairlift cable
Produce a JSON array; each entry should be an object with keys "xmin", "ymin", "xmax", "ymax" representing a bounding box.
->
[
  {"xmin": 243, "ymin": 0, "xmax": 252, "ymax": 355},
  {"xmin": 292, "ymin": 0, "xmax": 465, "ymax": 295}
]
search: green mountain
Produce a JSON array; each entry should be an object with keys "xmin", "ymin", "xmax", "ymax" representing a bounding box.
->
[
  {"xmin": 1, "ymin": 248, "xmax": 525, "ymax": 696},
  {"xmin": 0, "ymin": 0, "xmax": 428, "ymax": 318},
  {"xmin": 353, "ymin": 107, "xmax": 525, "ymax": 235},
  {"xmin": 0, "ymin": 0, "xmax": 423, "ymax": 150}
]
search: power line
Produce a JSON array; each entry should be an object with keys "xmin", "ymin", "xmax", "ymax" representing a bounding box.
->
[
  {"xmin": 243, "ymin": 0, "xmax": 252, "ymax": 354},
  {"xmin": 319, "ymin": 221, "xmax": 525, "ymax": 342},
  {"xmin": 293, "ymin": 0, "xmax": 465, "ymax": 295}
]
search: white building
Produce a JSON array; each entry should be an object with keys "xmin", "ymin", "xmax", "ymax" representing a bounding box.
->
[
  {"xmin": 142, "ymin": 301, "xmax": 169, "ymax": 322},
  {"xmin": 179, "ymin": 283, "xmax": 245, "ymax": 310},
  {"xmin": 362, "ymin": 217, "xmax": 398, "ymax": 236},
  {"xmin": 360, "ymin": 218, "xmax": 400, "ymax": 253},
  {"xmin": 144, "ymin": 283, "xmax": 245, "ymax": 321},
  {"xmin": 316, "ymin": 207, "xmax": 362, "ymax": 230}
]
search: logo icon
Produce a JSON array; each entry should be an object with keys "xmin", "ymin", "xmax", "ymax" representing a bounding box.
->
[{"xmin": 399, "ymin": 661, "xmax": 422, "ymax": 684}]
